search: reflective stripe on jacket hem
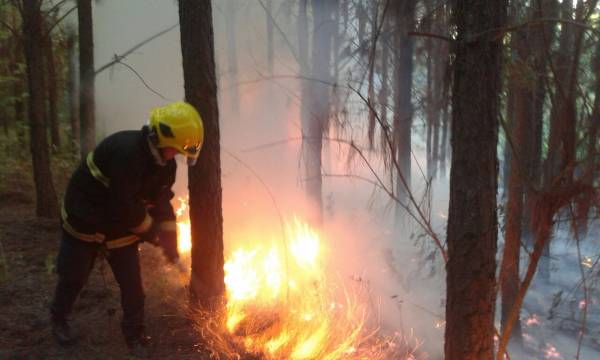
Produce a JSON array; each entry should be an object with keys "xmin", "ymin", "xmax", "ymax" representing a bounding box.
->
[
  {"xmin": 62, "ymin": 204, "xmax": 139, "ymax": 249},
  {"xmin": 61, "ymin": 204, "xmax": 105, "ymax": 243},
  {"xmin": 105, "ymin": 235, "xmax": 139, "ymax": 249}
]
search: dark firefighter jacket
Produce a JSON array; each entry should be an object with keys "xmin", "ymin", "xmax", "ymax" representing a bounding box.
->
[{"xmin": 62, "ymin": 128, "xmax": 176, "ymax": 249}]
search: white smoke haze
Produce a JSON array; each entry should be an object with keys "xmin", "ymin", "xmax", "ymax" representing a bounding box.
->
[
  {"xmin": 62, "ymin": 0, "xmax": 599, "ymax": 357},
  {"xmin": 90, "ymin": 1, "xmax": 460, "ymax": 358}
]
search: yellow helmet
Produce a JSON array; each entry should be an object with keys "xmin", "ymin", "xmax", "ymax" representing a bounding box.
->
[{"xmin": 149, "ymin": 101, "xmax": 204, "ymax": 165}]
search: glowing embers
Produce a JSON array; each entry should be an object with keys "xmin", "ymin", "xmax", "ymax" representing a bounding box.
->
[{"xmin": 222, "ymin": 217, "xmax": 374, "ymax": 359}]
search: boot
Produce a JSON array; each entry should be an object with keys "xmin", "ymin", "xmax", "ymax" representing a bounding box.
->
[
  {"xmin": 51, "ymin": 319, "xmax": 77, "ymax": 346},
  {"xmin": 126, "ymin": 334, "xmax": 152, "ymax": 359}
]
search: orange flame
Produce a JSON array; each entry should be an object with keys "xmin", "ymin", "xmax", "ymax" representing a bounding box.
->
[
  {"xmin": 175, "ymin": 196, "xmax": 191, "ymax": 253},
  {"xmin": 174, "ymin": 197, "xmax": 415, "ymax": 358}
]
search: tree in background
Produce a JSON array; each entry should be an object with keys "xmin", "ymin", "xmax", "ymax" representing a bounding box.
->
[
  {"xmin": 392, "ymin": 0, "xmax": 415, "ymax": 225},
  {"xmin": 44, "ymin": 9, "xmax": 59, "ymax": 149},
  {"xmin": 66, "ymin": 26, "xmax": 80, "ymax": 147},
  {"xmin": 78, "ymin": 0, "xmax": 95, "ymax": 158},
  {"xmin": 179, "ymin": 0, "xmax": 225, "ymax": 306},
  {"xmin": 444, "ymin": 0, "xmax": 506, "ymax": 358},
  {"xmin": 21, "ymin": 0, "xmax": 59, "ymax": 218}
]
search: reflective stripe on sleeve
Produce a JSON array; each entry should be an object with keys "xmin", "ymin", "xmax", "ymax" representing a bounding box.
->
[
  {"xmin": 86, "ymin": 152, "xmax": 110, "ymax": 187},
  {"xmin": 159, "ymin": 221, "xmax": 177, "ymax": 232},
  {"xmin": 129, "ymin": 212, "xmax": 153, "ymax": 234}
]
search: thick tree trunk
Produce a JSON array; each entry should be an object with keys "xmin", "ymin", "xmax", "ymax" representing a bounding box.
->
[
  {"xmin": 179, "ymin": 0, "xmax": 225, "ymax": 305},
  {"xmin": 444, "ymin": 0, "xmax": 505, "ymax": 359},
  {"xmin": 393, "ymin": 0, "xmax": 415, "ymax": 223},
  {"xmin": 67, "ymin": 30, "xmax": 80, "ymax": 147},
  {"xmin": 78, "ymin": 0, "xmax": 95, "ymax": 158},
  {"xmin": 44, "ymin": 25, "xmax": 60, "ymax": 149},
  {"xmin": 22, "ymin": 0, "xmax": 59, "ymax": 218}
]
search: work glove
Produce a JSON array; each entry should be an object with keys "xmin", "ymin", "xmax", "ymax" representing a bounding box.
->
[{"xmin": 158, "ymin": 230, "xmax": 179, "ymax": 264}]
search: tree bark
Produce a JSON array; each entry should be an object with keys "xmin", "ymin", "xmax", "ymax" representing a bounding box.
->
[
  {"xmin": 500, "ymin": 27, "xmax": 533, "ymax": 347},
  {"xmin": 44, "ymin": 21, "xmax": 60, "ymax": 149},
  {"xmin": 367, "ymin": 0, "xmax": 378, "ymax": 148},
  {"xmin": 302, "ymin": 0, "xmax": 334, "ymax": 225},
  {"xmin": 444, "ymin": 0, "xmax": 505, "ymax": 359},
  {"xmin": 22, "ymin": 0, "xmax": 59, "ymax": 218},
  {"xmin": 541, "ymin": 0, "xmax": 576, "ymax": 280},
  {"xmin": 392, "ymin": 0, "xmax": 415, "ymax": 224},
  {"xmin": 78, "ymin": 0, "xmax": 95, "ymax": 158},
  {"xmin": 67, "ymin": 29, "xmax": 80, "ymax": 147},
  {"xmin": 377, "ymin": 14, "xmax": 390, "ymax": 150},
  {"xmin": 523, "ymin": 0, "xmax": 558, "ymax": 248},
  {"xmin": 11, "ymin": 11, "xmax": 26, "ymax": 148},
  {"xmin": 179, "ymin": 0, "xmax": 225, "ymax": 305}
]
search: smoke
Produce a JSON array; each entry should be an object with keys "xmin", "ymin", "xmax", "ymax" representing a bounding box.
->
[{"xmin": 93, "ymin": 0, "xmax": 448, "ymax": 358}]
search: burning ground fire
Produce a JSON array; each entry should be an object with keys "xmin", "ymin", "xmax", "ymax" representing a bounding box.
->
[{"xmin": 174, "ymin": 197, "xmax": 418, "ymax": 359}]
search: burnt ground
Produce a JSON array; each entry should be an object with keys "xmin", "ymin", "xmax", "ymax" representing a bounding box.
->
[{"xmin": 0, "ymin": 172, "xmax": 208, "ymax": 359}]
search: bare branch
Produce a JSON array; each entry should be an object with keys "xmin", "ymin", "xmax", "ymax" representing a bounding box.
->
[
  {"xmin": 408, "ymin": 31, "xmax": 452, "ymax": 42},
  {"xmin": 45, "ymin": 5, "xmax": 76, "ymax": 35},
  {"xmin": 94, "ymin": 23, "xmax": 179, "ymax": 76},
  {"xmin": 115, "ymin": 60, "xmax": 173, "ymax": 101},
  {"xmin": 256, "ymin": 0, "xmax": 300, "ymax": 64}
]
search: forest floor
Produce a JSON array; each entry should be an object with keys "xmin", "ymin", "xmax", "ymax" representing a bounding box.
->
[{"xmin": 0, "ymin": 153, "xmax": 209, "ymax": 359}]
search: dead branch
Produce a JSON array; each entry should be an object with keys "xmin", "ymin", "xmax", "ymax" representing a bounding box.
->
[
  {"xmin": 115, "ymin": 60, "xmax": 173, "ymax": 101},
  {"xmin": 407, "ymin": 31, "xmax": 452, "ymax": 42},
  {"xmin": 45, "ymin": 5, "xmax": 76, "ymax": 35},
  {"xmin": 349, "ymin": 84, "xmax": 447, "ymax": 262},
  {"xmin": 496, "ymin": 181, "xmax": 596, "ymax": 359},
  {"xmin": 94, "ymin": 22, "xmax": 179, "ymax": 76},
  {"xmin": 256, "ymin": 0, "xmax": 299, "ymax": 64}
]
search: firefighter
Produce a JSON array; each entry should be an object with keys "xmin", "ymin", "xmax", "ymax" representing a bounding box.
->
[{"xmin": 50, "ymin": 101, "xmax": 203, "ymax": 357}]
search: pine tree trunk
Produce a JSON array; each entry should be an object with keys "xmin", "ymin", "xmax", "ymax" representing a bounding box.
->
[
  {"xmin": 78, "ymin": 0, "xmax": 95, "ymax": 158},
  {"xmin": 303, "ymin": 0, "xmax": 334, "ymax": 225},
  {"xmin": 444, "ymin": 0, "xmax": 505, "ymax": 358},
  {"xmin": 367, "ymin": 1, "xmax": 378, "ymax": 148},
  {"xmin": 22, "ymin": 0, "xmax": 59, "ymax": 218},
  {"xmin": 44, "ymin": 25, "xmax": 60, "ymax": 149},
  {"xmin": 179, "ymin": 0, "xmax": 225, "ymax": 306},
  {"xmin": 377, "ymin": 14, "xmax": 390, "ymax": 137},
  {"xmin": 523, "ymin": 0, "xmax": 557, "ymax": 248},
  {"xmin": 500, "ymin": 28, "xmax": 532, "ymax": 347},
  {"xmin": 67, "ymin": 30, "xmax": 80, "ymax": 147},
  {"xmin": 393, "ymin": 0, "xmax": 415, "ymax": 223},
  {"xmin": 541, "ymin": 0, "xmax": 576, "ymax": 279}
]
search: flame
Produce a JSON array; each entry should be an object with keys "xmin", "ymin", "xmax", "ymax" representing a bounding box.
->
[
  {"xmin": 175, "ymin": 196, "xmax": 191, "ymax": 253},
  {"xmin": 174, "ymin": 199, "xmax": 414, "ymax": 358}
]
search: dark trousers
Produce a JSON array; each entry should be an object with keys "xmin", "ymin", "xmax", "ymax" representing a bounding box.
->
[{"xmin": 50, "ymin": 230, "xmax": 145, "ymax": 343}]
